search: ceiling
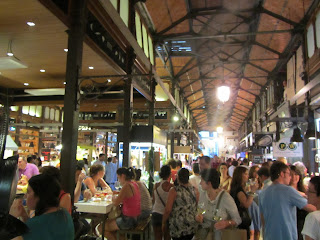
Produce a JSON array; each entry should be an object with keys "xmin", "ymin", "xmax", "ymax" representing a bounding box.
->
[
  {"xmin": 146, "ymin": 0, "xmax": 314, "ymax": 131},
  {"xmin": 0, "ymin": 0, "xmax": 317, "ymax": 133},
  {"xmin": 0, "ymin": 0, "xmax": 122, "ymax": 90}
]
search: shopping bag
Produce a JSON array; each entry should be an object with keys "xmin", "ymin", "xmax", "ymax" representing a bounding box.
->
[{"xmin": 221, "ymin": 228, "xmax": 247, "ymax": 240}]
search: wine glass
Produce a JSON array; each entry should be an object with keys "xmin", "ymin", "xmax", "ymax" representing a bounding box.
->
[
  {"xmin": 198, "ymin": 202, "xmax": 206, "ymax": 214},
  {"xmin": 114, "ymin": 181, "xmax": 120, "ymax": 191},
  {"xmin": 212, "ymin": 209, "xmax": 222, "ymax": 222}
]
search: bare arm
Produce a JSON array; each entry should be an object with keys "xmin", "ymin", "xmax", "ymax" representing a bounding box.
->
[
  {"xmin": 261, "ymin": 212, "xmax": 265, "ymax": 229},
  {"xmin": 12, "ymin": 237, "xmax": 23, "ymax": 240},
  {"xmin": 195, "ymin": 186, "xmax": 199, "ymax": 203},
  {"xmin": 84, "ymin": 177, "xmax": 97, "ymax": 195},
  {"xmin": 112, "ymin": 183, "xmax": 129, "ymax": 206},
  {"xmin": 303, "ymin": 204, "xmax": 316, "ymax": 212},
  {"xmin": 98, "ymin": 178, "xmax": 112, "ymax": 193},
  {"xmin": 74, "ymin": 173, "xmax": 86, "ymax": 203},
  {"xmin": 152, "ymin": 182, "xmax": 160, "ymax": 204},
  {"xmin": 60, "ymin": 193, "xmax": 72, "ymax": 213},
  {"xmin": 305, "ymin": 236, "xmax": 314, "ymax": 240},
  {"xmin": 162, "ymin": 187, "xmax": 177, "ymax": 228},
  {"xmin": 237, "ymin": 191, "xmax": 253, "ymax": 209}
]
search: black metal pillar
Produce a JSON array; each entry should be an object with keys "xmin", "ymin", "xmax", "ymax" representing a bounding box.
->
[
  {"xmin": 122, "ymin": 0, "xmax": 136, "ymax": 167},
  {"xmin": 0, "ymin": 90, "xmax": 10, "ymax": 159},
  {"xmin": 60, "ymin": 0, "xmax": 87, "ymax": 202},
  {"xmin": 122, "ymin": 74, "xmax": 133, "ymax": 167},
  {"xmin": 148, "ymin": 78, "xmax": 156, "ymax": 192}
]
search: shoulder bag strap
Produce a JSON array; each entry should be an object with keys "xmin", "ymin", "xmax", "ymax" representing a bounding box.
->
[
  {"xmin": 156, "ymin": 183, "xmax": 167, "ymax": 207},
  {"xmin": 183, "ymin": 185, "xmax": 197, "ymax": 203},
  {"xmin": 215, "ymin": 190, "xmax": 225, "ymax": 210}
]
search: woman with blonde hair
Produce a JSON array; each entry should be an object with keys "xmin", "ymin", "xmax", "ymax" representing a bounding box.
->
[{"xmin": 84, "ymin": 164, "xmax": 111, "ymax": 195}]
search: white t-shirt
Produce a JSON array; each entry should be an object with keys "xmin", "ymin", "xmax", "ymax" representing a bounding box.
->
[
  {"xmin": 189, "ymin": 175, "xmax": 201, "ymax": 189},
  {"xmin": 302, "ymin": 211, "xmax": 320, "ymax": 240},
  {"xmin": 228, "ymin": 165, "xmax": 236, "ymax": 177}
]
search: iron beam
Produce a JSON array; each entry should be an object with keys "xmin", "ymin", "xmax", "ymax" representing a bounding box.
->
[
  {"xmin": 60, "ymin": 0, "xmax": 87, "ymax": 202},
  {"xmin": 157, "ymin": 29, "xmax": 293, "ymax": 41},
  {"xmin": 260, "ymin": 7, "xmax": 298, "ymax": 26}
]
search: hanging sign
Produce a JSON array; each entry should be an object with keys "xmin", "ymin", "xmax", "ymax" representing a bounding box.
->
[{"xmin": 272, "ymin": 138, "xmax": 303, "ymax": 158}]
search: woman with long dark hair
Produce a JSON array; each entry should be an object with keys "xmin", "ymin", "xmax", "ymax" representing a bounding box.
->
[
  {"xmin": 102, "ymin": 167, "xmax": 141, "ymax": 240},
  {"xmin": 9, "ymin": 174, "xmax": 74, "ymax": 239},
  {"xmin": 290, "ymin": 165, "xmax": 308, "ymax": 240},
  {"xmin": 230, "ymin": 166, "xmax": 258, "ymax": 239},
  {"xmin": 40, "ymin": 166, "xmax": 72, "ymax": 214}
]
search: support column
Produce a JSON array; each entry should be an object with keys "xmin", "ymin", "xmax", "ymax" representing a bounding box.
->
[
  {"xmin": 122, "ymin": 0, "xmax": 136, "ymax": 167},
  {"xmin": 148, "ymin": 78, "xmax": 156, "ymax": 126},
  {"xmin": 60, "ymin": 0, "xmax": 87, "ymax": 202},
  {"xmin": 123, "ymin": 75, "xmax": 133, "ymax": 167},
  {"xmin": 148, "ymin": 78, "xmax": 156, "ymax": 192},
  {"xmin": 0, "ymin": 90, "xmax": 10, "ymax": 159},
  {"xmin": 170, "ymin": 79, "xmax": 177, "ymax": 159}
]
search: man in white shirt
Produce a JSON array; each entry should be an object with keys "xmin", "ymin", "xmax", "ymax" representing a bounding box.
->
[{"xmin": 228, "ymin": 160, "xmax": 238, "ymax": 177}]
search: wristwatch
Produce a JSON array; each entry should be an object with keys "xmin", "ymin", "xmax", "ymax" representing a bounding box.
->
[{"xmin": 228, "ymin": 220, "xmax": 232, "ymax": 226}]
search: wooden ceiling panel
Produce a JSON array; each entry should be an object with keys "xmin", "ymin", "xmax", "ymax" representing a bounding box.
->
[
  {"xmin": 264, "ymin": 0, "xmax": 313, "ymax": 23},
  {"xmin": 250, "ymin": 60, "xmax": 278, "ymax": 72},
  {"xmin": 223, "ymin": 0, "xmax": 256, "ymax": 10},
  {"xmin": 268, "ymin": 33, "xmax": 291, "ymax": 53},
  {"xmin": 0, "ymin": 0, "xmax": 118, "ymax": 90},
  {"xmin": 166, "ymin": 20, "xmax": 190, "ymax": 35},
  {"xmin": 249, "ymin": 45, "xmax": 279, "ymax": 59},
  {"xmin": 155, "ymin": 66, "xmax": 170, "ymax": 77},
  {"xmin": 238, "ymin": 90, "xmax": 256, "ymax": 102},
  {"xmin": 146, "ymin": 1, "xmax": 172, "ymax": 32},
  {"xmin": 244, "ymin": 65, "xmax": 268, "ymax": 78},
  {"xmin": 258, "ymin": 14, "xmax": 291, "ymax": 32},
  {"xmin": 241, "ymin": 78, "xmax": 266, "ymax": 88}
]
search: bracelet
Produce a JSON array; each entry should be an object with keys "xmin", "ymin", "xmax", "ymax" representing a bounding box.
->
[{"xmin": 247, "ymin": 191, "xmax": 255, "ymax": 197}]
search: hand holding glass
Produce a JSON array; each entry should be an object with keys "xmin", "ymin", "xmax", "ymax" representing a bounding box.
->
[{"xmin": 114, "ymin": 181, "xmax": 120, "ymax": 191}]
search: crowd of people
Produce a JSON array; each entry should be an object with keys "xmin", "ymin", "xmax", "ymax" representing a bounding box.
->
[{"xmin": 9, "ymin": 154, "xmax": 320, "ymax": 240}]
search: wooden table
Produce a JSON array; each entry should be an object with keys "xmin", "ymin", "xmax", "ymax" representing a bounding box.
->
[{"xmin": 75, "ymin": 200, "xmax": 114, "ymax": 239}]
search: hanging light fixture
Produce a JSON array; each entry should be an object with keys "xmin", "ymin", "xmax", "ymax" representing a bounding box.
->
[
  {"xmin": 172, "ymin": 114, "xmax": 179, "ymax": 122},
  {"xmin": 290, "ymin": 127, "xmax": 303, "ymax": 142},
  {"xmin": 217, "ymin": 86, "xmax": 230, "ymax": 103},
  {"xmin": 217, "ymin": 62, "xmax": 230, "ymax": 103},
  {"xmin": 304, "ymin": 110, "xmax": 320, "ymax": 140},
  {"xmin": 217, "ymin": 126, "xmax": 223, "ymax": 133}
]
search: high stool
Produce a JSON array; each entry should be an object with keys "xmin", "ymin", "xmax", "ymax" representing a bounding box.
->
[{"xmin": 116, "ymin": 216, "xmax": 151, "ymax": 240}]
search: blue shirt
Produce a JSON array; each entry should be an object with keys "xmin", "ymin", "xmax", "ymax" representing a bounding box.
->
[
  {"xmin": 105, "ymin": 162, "xmax": 117, "ymax": 184},
  {"xmin": 259, "ymin": 183, "xmax": 307, "ymax": 240}
]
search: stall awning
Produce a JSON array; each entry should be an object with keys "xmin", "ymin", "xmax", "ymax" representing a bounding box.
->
[
  {"xmin": 5, "ymin": 135, "xmax": 18, "ymax": 151},
  {"xmin": 78, "ymin": 145, "xmax": 96, "ymax": 150}
]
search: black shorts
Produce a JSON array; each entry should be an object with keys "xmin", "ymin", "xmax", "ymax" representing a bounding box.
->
[{"xmin": 151, "ymin": 212, "xmax": 162, "ymax": 225}]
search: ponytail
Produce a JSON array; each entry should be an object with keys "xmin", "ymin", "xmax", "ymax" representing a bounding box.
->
[{"xmin": 117, "ymin": 167, "xmax": 136, "ymax": 180}]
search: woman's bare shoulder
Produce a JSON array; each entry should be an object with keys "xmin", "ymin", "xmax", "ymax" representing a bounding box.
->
[{"xmin": 162, "ymin": 181, "xmax": 173, "ymax": 192}]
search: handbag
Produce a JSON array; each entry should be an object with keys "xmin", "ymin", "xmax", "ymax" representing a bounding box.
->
[
  {"xmin": 237, "ymin": 206, "xmax": 251, "ymax": 229},
  {"xmin": 107, "ymin": 205, "xmax": 121, "ymax": 220},
  {"xmin": 216, "ymin": 191, "xmax": 247, "ymax": 240},
  {"xmin": 221, "ymin": 228, "xmax": 247, "ymax": 240}
]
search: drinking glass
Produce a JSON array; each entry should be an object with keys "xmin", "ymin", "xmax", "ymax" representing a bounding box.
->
[
  {"xmin": 212, "ymin": 209, "xmax": 222, "ymax": 222},
  {"xmin": 197, "ymin": 202, "xmax": 206, "ymax": 214},
  {"xmin": 114, "ymin": 181, "xmax": 120, "ymax": 191}
]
